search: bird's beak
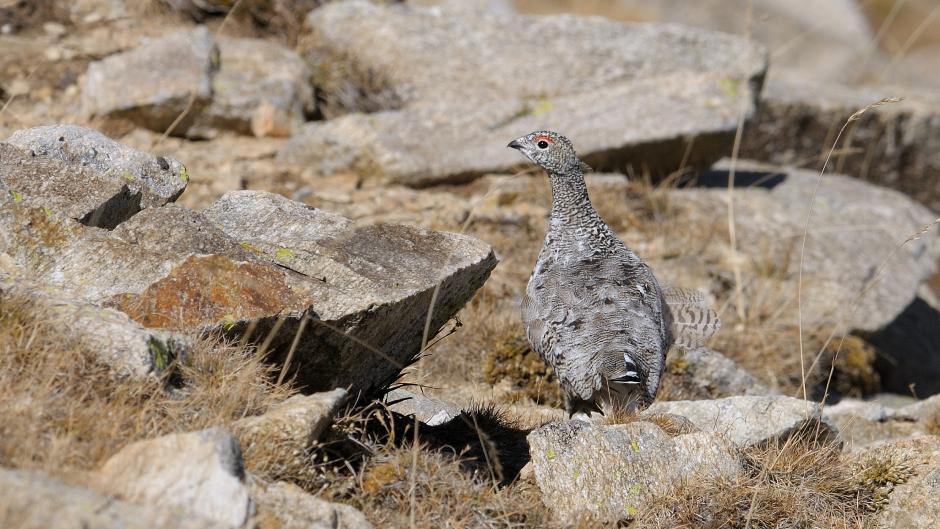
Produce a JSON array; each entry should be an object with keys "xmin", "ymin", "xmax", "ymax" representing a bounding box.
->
[{"xmin": 507, "ymin": 139, "xmax": 524, "ymax": 150}]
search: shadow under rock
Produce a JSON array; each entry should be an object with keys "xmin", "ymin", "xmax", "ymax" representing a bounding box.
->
[
  {"xmin": 866, "ymin": 296, "xmax": 940, "ymax": 398},
  {"xmin": 678, "ymin": 169, "xmax": 788, "ymax": 189}
]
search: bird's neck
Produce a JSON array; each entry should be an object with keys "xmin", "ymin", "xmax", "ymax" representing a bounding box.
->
[{"xmin": 547, "ymin": 170, "xmax": 598, "ymax": 226}]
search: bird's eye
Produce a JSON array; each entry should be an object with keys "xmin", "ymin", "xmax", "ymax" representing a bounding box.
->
[{"xmin": 537, "ymin": 140, "xmax": 549, "ymax": 149}]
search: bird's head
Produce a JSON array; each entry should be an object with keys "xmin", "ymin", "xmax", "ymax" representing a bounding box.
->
[{"xmin": 507, "ymin": 130, "xmax": 585, "ymax": 175}]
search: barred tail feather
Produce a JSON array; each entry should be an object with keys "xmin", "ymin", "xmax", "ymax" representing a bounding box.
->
[{"xmin": 662, "ymin": 286, "xmax": 721, "ymax": 348}]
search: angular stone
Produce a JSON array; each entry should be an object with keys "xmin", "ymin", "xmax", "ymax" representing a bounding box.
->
[
  {"xmin": 645, "ymin": 395, "xmax": 837, "ymax": 446},
  {"xmin": 741, "ymin": 78, "xmax": 940, "ymax": 212},
  {"xmin": 93, "ymin": 428, "xmax": 252, "ymax": 529},
  {"xmin": 673, "ymin": 161, "xmax": 940, "ymax": 334},
  {"xmin": 0, "ymin": 467, "xmax": 228, "ymax": 529},
  {"xmin": 251, "ymin": 481, "xmax": 374, "ymax": 529},
  {"xmin": 200, "ymin": 190, "xmax": 498, "ymax": 393},
  {"xmin": 2, "ymin": 125, "xmax": 188, "ymax": 227},
  {"xmin": 233, "ymin": 389, "xmax": 347, "ymax": 476},
  {"xmin": 283, "ymin": 0, "xmax": 766, "ymax": 185},
  {"xmin": 528, "ymin": 420, "xmax": 741, "ymax": 523},
  {"xmin": 189, "ymin": 37, "xmax": 314, "ymax": 138},
  {"xmin": 386, "ymin": 388, "xmax": 461, "ymax": 426},
  {"xmin": 2, "ymin": 185, "xmax": 496, "ymax": 395},
  {"xmin": 81, "ymin": 26, "xmax": 217, "ymax": 136},
  {"xmin": 663, "ymin": 347, "xmax": 772, "ymax": 400}
]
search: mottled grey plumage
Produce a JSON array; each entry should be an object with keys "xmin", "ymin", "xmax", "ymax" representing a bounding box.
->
[{"xmin": 508, "ymin": 131, "xmax": 718, "ymax": 416}]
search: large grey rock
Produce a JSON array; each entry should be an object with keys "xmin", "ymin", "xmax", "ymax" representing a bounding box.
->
[
  {"xmin": 1, "ymin": 186, "xmax": 496, "ymax": 395},
  {"xmin": 742, "ymin": 78, "xmax": 940, "ymax": 213},
  {"xmin": 528, "ymin": 419, "xmax": 741, "ymax": 523},
  {"xmin": 189, "ymin": 37, "xmax": 314, "ymax": 138},
  {"xmin": 283, "ymin": 0, "xmax": 766, "ymax": 186},
  {"xmin": 82, "ymin": 27, "xmax": 218, "ymax": 136},
  {"xmin": 251, "ymin": 481, "xmax": 374, "ymax": 529},
  {"xmin": 0, "ymin": 467, "xmax": 228, "ymax": 529},
  {"xmin": 233, "ymin": 389, "xmax": 346, "ymax": 477},
  {"xmin": 556, "ymin": 0, "xmax": 872, "ymax": 84},
  {"xmin": 93, "ymin": 428, "xmax": 252, "ymax": 529},
  {"xmin": 645, "ymin": 395, "xmax": 837, "ymax": 446},
  {"xmin": 673, "ymin": 161, "xmax": 940, "ymax": 334},
  {"xmin": 823, "ymin": 399, "xmax": 925, "ymax": 451},
  {"xmin": 2, "ymin": 125, "xmax": 188, "ymax": 227}
]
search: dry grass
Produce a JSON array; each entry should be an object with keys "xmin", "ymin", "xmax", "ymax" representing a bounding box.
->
[
  {"xmin": 635, "ymin": 436, "xmax": 878, "ymax": 529},
  {"xmin": 0, "ymin": 289, "xmax": 293, "ymax": 477}
]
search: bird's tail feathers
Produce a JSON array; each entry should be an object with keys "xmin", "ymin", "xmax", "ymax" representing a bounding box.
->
[{"xmin": 662, "ymin": 286, "xmax": 721, "ymax": 349}]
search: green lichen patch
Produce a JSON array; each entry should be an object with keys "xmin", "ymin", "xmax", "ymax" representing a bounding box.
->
[{"xmin": 483, "ymin": 333, "xmax": 562, "ymax": 407}]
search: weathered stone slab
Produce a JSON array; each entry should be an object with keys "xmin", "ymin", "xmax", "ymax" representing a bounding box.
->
[
  {"xmin": 741, "ymin": 78, "xmax": 940, "ymax": 212},
  {"xmin": 0, "ymin": 467, "xmax": 228, "ymax": 529},
  {"xmin": 283, "ymin": 0, "xmax": 766, "ymax": 185},
  {"xmin": 93, "ymin": 428, "xmax": 252, "ymax": 529},
  {"xmin": 81, "ymin": 26, "xmax": 217, "ymax": 136},
  {"xmin": 528, "ymin": 420, "xmax": 741, "ymax": 523},
  {"xmin": 2, "ymin": 125, "xmax": 188, "ymax": 227},
  {"xmin": 673, "ymin": 161, "xmax": 940, "ymax": 334},
  {"xmin": 663, "ymin": 347, "xmax": 772, "ymax": 400},
  {"xmin": 1, "ymin": 185, "xmax": 496, "ymax": 395},
  {"xmin": 386, "ymin": 388, "xmax": 461, "ymax": 426},
  {"xmin": 645, "ymin": 395, "xmax": 837, "ymax": 446}
]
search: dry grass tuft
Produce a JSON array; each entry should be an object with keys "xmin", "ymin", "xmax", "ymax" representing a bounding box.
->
[
  {"xmin": 636, "ymin": 437, "xmax": 874, "ymax": 529},
  {"xmin": 0, "ymin": 290, "xmax": 292, "ymax": 477}
]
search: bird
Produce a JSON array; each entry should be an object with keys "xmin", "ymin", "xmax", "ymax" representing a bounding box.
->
[{"xmin": 508, "ymin": 130, "xmax": 719, "ymax": 417}]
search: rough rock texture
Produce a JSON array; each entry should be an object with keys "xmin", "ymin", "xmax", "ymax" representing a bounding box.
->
[
  {"xmin": 675, "ymin": 161, "xmax": 940, "ymax": 334},
  {"xmin": 824, "ymin": 400, "xmax": 925, "ymax": 452},
  {"xmin": 282, "ymin": 0, "xmax": 766, "ymax": 185},
  {"xmin": 386, "ymin": 388, "xmax": 461, "ymax": 426},
  {"xmin": 528, "ymin": 420, "xmax": 740, "ymax": 523},
  {"xmin": 580, "ymin": 0, "xmax": 872, "ymax": 85},
  {"xmin": 0, "ymin": 269, "xmax": 189, "ymax": 377},
  {"xmin": 646, "ymin": 395, "xmax": 837, "ymax": 446},
  {"xmin": 2, "ymin": 125, "xmax": 188, "ymax": 227},
  {"xmin": 251, "ymin": 480, "xmax": 374, "ymax": 529},
  {"xmin": 82, "ymin": 26, "xmax": 218, "ymax": 136},
  {"xmin": 93, "ymin": 428, "xmax": 252, "ymax": 529},
  {"xmin": 865, "ymin": 436, "xmax": 940, "ymax": 529},
  {"xmin": 190, "ymin": 36, "xmax": 314, "ymax": 138},
  {"xmin": 0, "ymin": 467, "xmax": 228, "ymax": 529},
  {"xmin": 741, "ymin": 78, "xmax": 940, "ymax": 212},
  {"xmin": 200, "ymin": 190, "xmax": 498, "ymax": 393},
  {"xmin": 664, "ymin": 347, "xmax": 772, "ymax": 399},
  {"xmin": 1, "ymin": 179, "xmax": 495, "ymax": 394},
  {"xmin": 234, "ymin": 389, "xmax": 346, "ymax": 475}
]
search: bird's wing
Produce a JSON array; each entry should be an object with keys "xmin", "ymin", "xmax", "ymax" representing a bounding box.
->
[
  {"xmin": 661, "ymin": 286, "xmax": 721, "ymax": 349},
  {"xmin": 524, "ymin": 254, "xmax": 669, "ymax": 403}
]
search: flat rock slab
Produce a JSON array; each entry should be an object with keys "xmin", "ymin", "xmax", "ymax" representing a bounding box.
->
[
  {"xmin": 386, "ymin": 388, "xmax": 461, "ymax": 426},
  {"xmin": 673, "ymin": 161, "xmax": 940, "ymax": 334},
  {"xmin": 645, "ymin": 395, "xmax": 837, "ymax": 446},
  {"xmin": 1, "ymin": 185, "xmax": 496, "ymax": 395},
  {"xmin": 2, "ymin": 125, "xmax": 188, "ymax": 227},
  {"xmin": 0, "ymin": 467, "xmax": 229, "ymax": 529},
  {"xmin": 742, "ymin": 78, "xmax": 940, "ymax": 212},
  {"xmin": 283, "ymin": 0, "xmax": 767, "ymax": 185},
  {"xmin": 93, "ymin": 428, "xmax": 252, "ymax": 529},
  {"xmin": 528, "ymin": 420, "xmax": 741, "ymax": 523},
  {"xmin": 82, "ymin": 26, "xmax": 217, "ymax": 136}
]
